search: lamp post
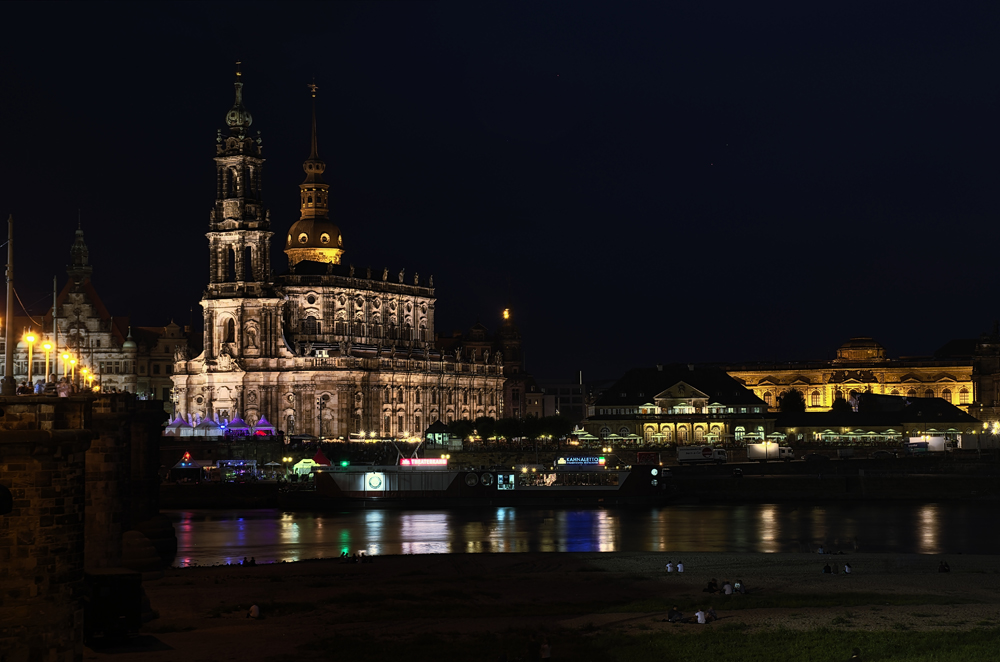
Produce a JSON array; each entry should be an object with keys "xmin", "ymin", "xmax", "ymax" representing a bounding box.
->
[
  {"xmin": 24, "ymin": 331, "xmax": 36, "ymax": 388},
  {"xmin": 61, "ymin": 353, "xmax": 70, "ymax": 383},
  {"xmin": 81, "ymin": 367, "xmax": 89, "ymax": 391},
  {"xmin": 69, "ymin": 358, "xmax": 76, "ymax": 388},
  {"xmin": 42, "ymin": 341, "xmax": 52, "ymax": 382}
]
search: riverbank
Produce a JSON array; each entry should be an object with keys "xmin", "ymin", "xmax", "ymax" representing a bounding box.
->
[{"xmin": 85, "ymin": 551, "xmax": 1000, "ymax": 661}]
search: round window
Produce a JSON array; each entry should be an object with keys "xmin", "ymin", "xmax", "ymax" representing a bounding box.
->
[
  {"xmin": 338, "ymin": 234, "xmax": 342, "ymax": 245},
  {"xmin": 320, "ymin": 233, "xmax": 330, "ymax": 244},
  {"xmin": 298, "ymin": 233, "xmax": 309, "ymax": 244},
  {"xmin": 287, "ymin": 234, "xmax": 292, "ymax": 244},
  {"xmin": 306, "ymin": 295, "xmax": 316, "ymax": 304}
]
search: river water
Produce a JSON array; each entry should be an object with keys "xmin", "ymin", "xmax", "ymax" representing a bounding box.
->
[{"xmin": 166, "ymin": 502, "xmax": 998, "ymax": 567}]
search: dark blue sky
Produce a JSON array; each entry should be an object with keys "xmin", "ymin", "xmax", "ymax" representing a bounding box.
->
[{"xmin": 1, "ymin": 1, "xmax": 998, "ymax": 380}]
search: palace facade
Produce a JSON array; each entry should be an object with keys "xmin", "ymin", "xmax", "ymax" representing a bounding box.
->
[
  {"xmin": 171, "ymin": 71, "xmax": 504, "ymax": 438},
  {"xmin": 724, "ymin": 337, "xmax": 975, "ymax": 413},
  {"xmin": 583, "ymin": 365, "xmax": 774, "ymax": 444}
]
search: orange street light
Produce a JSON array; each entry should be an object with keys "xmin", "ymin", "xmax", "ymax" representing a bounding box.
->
[
  {"xmin": 70, "ymin": 357, "xmax": 76, "ymax": 384},
  {"xmin": 42, "ymin": 341, "xmax": 52, "ymax": 382},
  {"xmin": 24, "ymin": 332, "xmax": 36, "ymax": 388}
]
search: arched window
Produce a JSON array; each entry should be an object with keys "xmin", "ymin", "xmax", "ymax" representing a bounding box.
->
[
  {"xmin": 890, "ymin": 389, "xmax": 900, "ymax": 396},
  {"xmin": 694, "ymin": 426, "xmax": 704, "ymax": 442},
  {"xmin": 415, "ymin": 389, "xmax": 421, "ymax": 405},
  {"xmin": 644, "ymin": 426, "xmax": 654, "ymax": 442},
  {"xmin": 960, "ymin": 388, "xmax": 970, "ymax": 404},
  {"xmin": 735, "ymin": 426, "xmax": 745, "ymax": 442},
  {"xmin": 619, "ymin": 426, "xmax": 630, "ymax": 436},
  {"xmin": 763, "ymin": 392, "xmax": 773, "ymax": 406},
  {"xmin": 599, "ymin": 427, "xmax": 610, "ymax": 439},
  {"xmin": 302, "ymin": 316, "xmax": 318, "ymax": 335},
  {"xmin": 224, "ymin": 318, "xmax": 235, "ymax": 343},
  {"xmin": 924, "ymin": 389, "xmax": 934, "ymax": 399},
  {"xmin": 810, "ymin": 390, "xmax": 820, "ymax": 407},
  {"xmin": 907, "ymin": 389, "xmax": 917, "ymax": 398},
  {"xmin": 941, "ymin": 388, "xmax": 952, "ymax": 403},
  {"xmin": 678, "ymin": 427, "xmax": 688, "ymax": 443}
]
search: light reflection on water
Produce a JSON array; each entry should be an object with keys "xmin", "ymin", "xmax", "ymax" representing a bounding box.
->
[{"xmin": 166, "ymin": 503, "xmax": 994, "ymax": 567}]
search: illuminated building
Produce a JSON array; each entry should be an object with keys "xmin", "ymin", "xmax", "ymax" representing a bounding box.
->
[
  {"xmin": 0, "ymin": 227, "xmax": 189, "ymax": 400},
  {"xmin": 171, "ymin": 70, "xmax": 503, "ymax": 437},
  {"xmin": 724, "ymin": 337, "xmax": 974, "ymax": 413},
  {"xmin": 584, "ymin": 365, "xmax": 774, "ymax": 444},
  {"xmin": 435, "ymin": 306, "xmax": 533, "ymax": 419}
]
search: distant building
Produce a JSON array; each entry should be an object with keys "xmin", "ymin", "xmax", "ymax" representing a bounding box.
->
[
  {"xmin": 435, "ymin": 307, "xmax": 533, "ymax": 419},
  {"xmin": 1, "ymin": 227, "xmax": 188, "ymax": 406},
  {"xmin": 525, "ymin": 380, "xmax": 588, "ymax": 423},
  {"xmin": 724, "ymin": 337, "xmax": 974, "ymax": 413},
  {"xmin": 584, "ymin": 364, "xmax": 773, "ymax": 444},
  {"xmin": 773, "ymin": 394, "xmax": 981, "ymax": 445}
]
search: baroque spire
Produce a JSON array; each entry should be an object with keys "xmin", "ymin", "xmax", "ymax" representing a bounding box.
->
[{"xmin": 225, "ymin": 61, "xmax": 253, "ymax": 137}]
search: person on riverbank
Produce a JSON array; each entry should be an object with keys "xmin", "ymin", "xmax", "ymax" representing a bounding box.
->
[
  {"xmin": 703, "ymin": 578, "xmax": 718, "ymax": 593},
  {"xmin": 665, "ymin": 561, "xmax": 674, "ymax": 573},
  {"xmin": 734, "ymin": 579, "xmax": 746, "ymax": 594},
  {"xmin": 722, "ymin": 580, "xmax": 733, "ymax": 595},
  {"xmin": 666, "ymin": 606, "xmax": 683, "ymax": 623},
  {"xmin": 677, "ymin": 561, "xmax": 685, "ymax": 573},
  {"xmin": 706, "ymin": 606, "xmax": 718, "ymax": 622},
  {"xmin": 247, "ymin": 604, "xmax": 259, "ymax": 619},
  {"xmin": 823, "ymin": 563, "xmax": 832, "ymax": 574},
  {"xmin": 844, "ymin": 563, "xmax": 852, "ymax": 574}
]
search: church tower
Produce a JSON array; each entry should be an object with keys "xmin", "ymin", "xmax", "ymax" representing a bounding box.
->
[
  {"xmin": 199, "ymin": 65, "xmax": 283, "ymax": 372},
  {"xmin": 285, "ymin": 83, "xmax": 344, "ymax": 266},
  {"xmin": 207, "ymin": 63, "xmax": 273, "ymax": 294}
]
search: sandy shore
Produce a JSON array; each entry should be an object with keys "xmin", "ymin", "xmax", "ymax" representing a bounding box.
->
[{"xmin": 83, "ymin": 551, "xmax": 1000, "ymax": 661}]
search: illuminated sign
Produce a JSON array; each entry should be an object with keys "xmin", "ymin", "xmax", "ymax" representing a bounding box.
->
[
  {"xmin": 555, "ymin": 456, "xmax": 606, "ymax": 466},
  {"xmin": 364, "ymin": 472, "xmax": 385, "ymax": 491},
  {"xmin": 497, "ymin": 474, "xmax": 515, "ymax": 491},
  {"xmin": 399, "ymin": 458, "xmax": 448, "ymax": 466}
]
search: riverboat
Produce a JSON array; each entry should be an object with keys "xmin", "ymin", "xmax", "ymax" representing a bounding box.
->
[{"xmin": 306, "ymin": 455, "xmax": 666, "ymax": 506}]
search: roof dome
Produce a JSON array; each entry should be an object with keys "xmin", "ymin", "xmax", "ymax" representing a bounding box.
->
[
  {"xmin": 835, "ymin": 337, "xmax": 886, "ymax": 363},
  {"xmin": 122, "ymin": 329, "xmax": 137, "ymax": 350}
]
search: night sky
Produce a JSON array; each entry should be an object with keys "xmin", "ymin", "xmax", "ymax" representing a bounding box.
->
[{"xmin": 2, "ymin": 2, "xmax": 998, "ymax": 381}]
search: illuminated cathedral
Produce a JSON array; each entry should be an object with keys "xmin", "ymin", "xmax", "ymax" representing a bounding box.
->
[{"xmin": 171, "ymin": 69, "xmax": 504, "ymax": 438}]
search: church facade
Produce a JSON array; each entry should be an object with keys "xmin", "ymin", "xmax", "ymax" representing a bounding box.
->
[{"xmin": 171, "ymin": 71, "xmax": 504, "ymax": 438}]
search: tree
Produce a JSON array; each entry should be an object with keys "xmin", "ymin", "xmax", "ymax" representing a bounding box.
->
[
  {"xmin": 779, "ymin": 389, "xmax": 806, "ymax": 413},
  {"xmin": 447, "ymin": 419, "xmax": 474, "ymax": 440},
  {"xmin": 473, "ymin": 416, "xmax": 497, "ymax": 441},
  {"xmin": 541, "ymin": 415, "xmax": 574, "ymax": 440},
  {"xmin": 830, "ymin": 398, "xmax": 853, "ymax": 414},
  {"xmin": 495, "ymin": 417, "xmax": 523, "ymax": 441},
  {"xmin": 522, "ymin": 416, "xmax": 545, "ymax": 441}
]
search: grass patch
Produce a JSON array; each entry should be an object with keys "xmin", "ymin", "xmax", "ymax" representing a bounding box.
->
[
  {"xmin": 263, "ymin": 627, "xmax": 1000, "ymax": 662},
  {"xmin": 910, "ymin": 612, "xmax": 936, "ymax": 618},
  {"xmin": 601, "ymin": 593, "xmax": 978, "ymax": 614}
]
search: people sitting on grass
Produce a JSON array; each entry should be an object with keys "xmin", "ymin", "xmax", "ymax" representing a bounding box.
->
[
  {"xmin": 677, "ymin": 561, "xmax": 685, "ymax": 573},
  {"xmin": 666, "ymin": 606, "xmax": 684, "ymax": 623},
  {"xmin": 823, "ymin": 563, "xmax": 832, "ymax": 574},
  {"xmin": 734, "ymin": 579, "xmax": 746, "ymax": 594},
  {"xmin": 706, "ymin": 606, "xmax": 718, "ymax": 622},
  {"xmin": 665, "ymin": 561, "xmax": 674, "ymax": 573},
  {"xmin": 703, "ymin": 578, "xmax": 719, "ymax": 593},
  {"xmin": 722, "ymin": 580, "xmax": 733, "ymax": 595},
  {"xmin": 844, "ymin": 563, "xmax": 852, "ymax": 574},
  {"xmin": 695, "ymin": 608, "xmax": 706, "ymax": 624}
]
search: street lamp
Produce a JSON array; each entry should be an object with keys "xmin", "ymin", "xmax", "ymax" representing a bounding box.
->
[
  {"xmin": 69, "ymin": 358, "xmax": 76, "ymax": 387},
  {"xmin": 81, "ymin": 367, "xmax": 90, "ymax": 391},
  {"xmin": 42, "ymin": 341, "xmax": 52, "ymax": 382},
  {"xmin": 24, "ymin": 331, "xmax": 36, "ymax": 387},
  {"xmin": 61, "ymin": 353, "xmax": 70, "ymax": 382}
]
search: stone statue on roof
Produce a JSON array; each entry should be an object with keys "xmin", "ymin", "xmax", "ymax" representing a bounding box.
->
[
  {"xmin": 429, "ymin": 275, "xmax": 434, "ymax": 287},
  {"xmin": 349, "ymin": 264, "xmax": 355, "ymax": 277},
  {"xmin": 398, "ymin": 269, "xmax": 405, "ymax": 283},
  {"xmin": 414, "ymin": 272, "xmax": 419, "ymax": 285},
  {"xmin": 382, "ymin": 267, "xmax": 388, "ymax": 281}
]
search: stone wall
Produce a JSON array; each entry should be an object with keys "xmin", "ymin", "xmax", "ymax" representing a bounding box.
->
[{"xmin": 0, "ymin": 405, "xmax": 92, "ymax": 661}]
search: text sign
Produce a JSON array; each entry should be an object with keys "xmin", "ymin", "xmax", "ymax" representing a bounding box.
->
[
  {"xmin": 399, "ymin": 458, "xmax": 448, "ymax": 466},
  {"xmin": 556, "ymin": 456, "xmax": 606, "ymax": 466}
]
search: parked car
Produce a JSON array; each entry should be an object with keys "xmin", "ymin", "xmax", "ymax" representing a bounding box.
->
[
  {"xmin": 732, "ymin": 467, "xmax": 744, "ymax": 478},
  {"xmin": 804, "ymin": 453, "xmax": 831, "ymax": 462},
  {"xmin": 870, "ymin": 450, "xmax": 896, "ymax": 459}
]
